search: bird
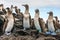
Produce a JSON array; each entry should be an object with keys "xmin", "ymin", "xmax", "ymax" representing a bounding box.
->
[
  {"xmin": 11, "ymin": 6, "xmax": 17, "ymax": 17},
  {"xmin": 4, "ymin": 7, "xmax": 14, "ymax": 35},
  {"xmin": 39, "ymin": 18, "xmax": 47, "ymax": 33},
  {"xmin": 31, "ymin": 18, "xmax": 36, "ymax": 30},
  {"xmin": 34, "ymin": 9, "xmax": 41, "ymax": 33},
  {"xmin": 14, "ymin": 9, "xmax": 23, "ymax": 29},
  {"xmin": 46, "ymin": 11, "xmax": 56, "ymax": 35},
  {"xmin": 22, "ymin": 4, "xmax": 31, "ymax": 30},
  {"xmin": 0, "ymin": 4, "xmax": 5, "ymax": 35},
  {"xmin": 54, "ymin": 16, "xmax": 60, "ymax": 33}
]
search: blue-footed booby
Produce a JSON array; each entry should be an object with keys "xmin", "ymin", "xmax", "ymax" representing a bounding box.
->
[
  {"xmin": 39, "ymin": 18, "xmax": 47, "ymax": 33},
  {"xmin": 11, "ymin": 5, "xmax": 17, "ymax": 16},
  {"xmin": 54, "ymin": 16, "xmax": 60, "ymax": 33},
  {"xmin": 5, "ymin": 8, "xmax": 14, "ymax": 35},
  {"xmin": 0, "ymin": 4, "xmax": 6, "ymax": 35},
  {"xmin": 34, "ymin": 9, "xmax": 41, "ymax": 33},
  {"xmin": 46, "ymin": 11, "xmax": 56, "ymax": 35},
  {"xmin": 22, "ymin": 4, "xmax": 31, "ymax": 30},
  {"xmin": 14, "ymin": 9, "xmax": 23, "ymax": 29}
]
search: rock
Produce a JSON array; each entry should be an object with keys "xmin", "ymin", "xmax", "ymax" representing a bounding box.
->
[
  {"xmin": 36, "ymin": 36, "xmax": 56, "ymax": 40},
  {"xmin": 2, "ymin": 37, "xmax": 8, "ymax": 40},
  {"xmin": 9, "ymin": 37, "xmax": 16, "ymax": 40}
]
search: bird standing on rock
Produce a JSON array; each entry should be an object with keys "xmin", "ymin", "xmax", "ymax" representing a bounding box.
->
[
  {"xmin": 0, "ymin": 4, "xmax": 6, "ymax": 35},
  {"xmin": 11, "ymin": 5, "xmax": 17, "ymax": 16},
  {"xmin": 39, "ymin": 18, "xmax": 47, "ymax": 33},
  {"xmin": 22, "ymin": 4, "xmax": 31, "ymax": 30},
  {"xmin": 34, "ymin": 9, "xmax": 41, "ymax": 33},
  {"xmin": 4, "ymin": 8, "xmax": 14, "ymax": 35},
  {"xmin": 54, "ymin": 16, "xmax": 60, "ymax": 33},
  {"xmin": 46, "ymin": 11, "xmax": 56, "ymax": 35}
]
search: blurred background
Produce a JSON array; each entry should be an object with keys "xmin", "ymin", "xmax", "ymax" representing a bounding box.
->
[{"xmin": 0, "ymin": 0, "xmax": 60, "ymax": 22}]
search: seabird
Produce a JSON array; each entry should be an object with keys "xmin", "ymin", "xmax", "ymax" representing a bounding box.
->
[
  {"xmin": 11, "ymin": 6, "xmax": 17, "ymax": 16},
  {"xmin": 22, "ymin": 4, "xmax": 31, "ymax": 30},
  {"xmin": 34, "ymin": 9, "xmax": 41, "ymax": 33},
  {"xmin": 0, "ymin": 4, "xmax": 6, "ymax": 32},
  {"xmin": 54, "ymin": 16, "xmax": 60, "ymax": 33},
  {"xmin": 39, "ymin": 18, "xmax": 47, "ymax": 33},
  {"xmin": 31, "ymin": 18, "xmax": 36, "ymax": 29},
  {"xmin": 14, "ymin": 9, "xmax": 23, "ymax": 29},
  {"xmin": 4, "ymin": 8, "xmax": 14, "ymax": 35},
  {"xmin": 46, "ymin": 11, "xmax": 56, "ymax": 35}
]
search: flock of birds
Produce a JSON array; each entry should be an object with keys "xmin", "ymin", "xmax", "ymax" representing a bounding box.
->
[{"xmin": 0, "ymin": 4, "xmax": 60, "ymax": 40}]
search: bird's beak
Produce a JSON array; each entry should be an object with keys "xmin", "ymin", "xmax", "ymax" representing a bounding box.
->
[
  {"xmin": 47, "ymin": 12, "xmax": 49, "ymax": 14},
  {"xmin": 22, "ymin": 5, "xmax": 25, "ymax": 6},
  {"xmin": 53, "ymin": 16, "xmax": 55, "ymax": 18},
  {"xmin": 54, "ymin": 16, "xmax": 57, "ymax": 18}
]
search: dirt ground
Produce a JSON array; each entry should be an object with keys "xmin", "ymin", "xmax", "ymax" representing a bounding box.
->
[{"xmin": 0, "ymin": 34, "xmax": 58, "ymax": 40}]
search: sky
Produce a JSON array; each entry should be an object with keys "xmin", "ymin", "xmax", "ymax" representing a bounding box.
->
[{"xmin": 0, "ymin": 0, "xmax": 60, "ymax": 21}]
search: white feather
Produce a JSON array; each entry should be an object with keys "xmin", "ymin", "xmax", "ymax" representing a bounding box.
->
[
  {"xmin": 48, "ymin": 20, "xmax": 55, "ymax": 32},
  {"xmin": 34, "ymin": 14, "xmax": 41, "ymax": 32},
  {"xmin": 23, "ymin": 13, "xmax": 30, "ymax": 28},
  {"xmin": 5, "ymin": 15, "xmax": 14, "ymax": 32},
  {"xmin": 5, "ymin": 20, "xmax": 14, "ymax": 32}
]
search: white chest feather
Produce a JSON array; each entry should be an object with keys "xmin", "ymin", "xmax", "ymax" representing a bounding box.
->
[
  {"xmin": 5, "ymin": 15, "xmax": 14, "ymax": 32},
  {"xmin": 48, "ymin": 20, "xmax": 55, "ymax": 32},
  {"xmin": 23, "ymin": 14, "xmax": 30, "ymax": 28},
  {"xmin": 34, "ymin": 17, "xmax": 41, "ymax": 32}
]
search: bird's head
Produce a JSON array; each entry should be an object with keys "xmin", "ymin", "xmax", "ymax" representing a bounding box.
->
[
  {"xmin": 22, "ymin": 4, "xmax": 29, "ymax": 10},
  {"xmin": 35, "ymin": 9, "xmax": 39, "ymax": 13}
]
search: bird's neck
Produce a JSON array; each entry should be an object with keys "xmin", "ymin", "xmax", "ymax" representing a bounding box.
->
[
  {"xmin": 35, "ymin": 13, "xmax": 39, "ymax": 18},
  {"xmin": 0, "ymin": 7, "xmax": 3, "ymax": 11},
  {"xmin": 48, "ymin": 15, "xmax": 53, "ymax": 20},
  {"xmin": 56, "ymin": 18, "xmax": 58, "ymax": 21},
  {"xmin": 25, "ymin": 8, "xmax": 29, "ymax": 14}
]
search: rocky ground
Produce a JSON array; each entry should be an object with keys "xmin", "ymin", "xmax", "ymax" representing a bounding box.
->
[
  {"xmin": 0, "ymin": 30, "xmax": 60, "ymax": 40},
  {"xmin": 0, "ymin": 33, "xmax": 58, "ymax": 40},
  {"xmin": 0, "ymin": 34, "xmax": 34, "ymax": 40}
]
